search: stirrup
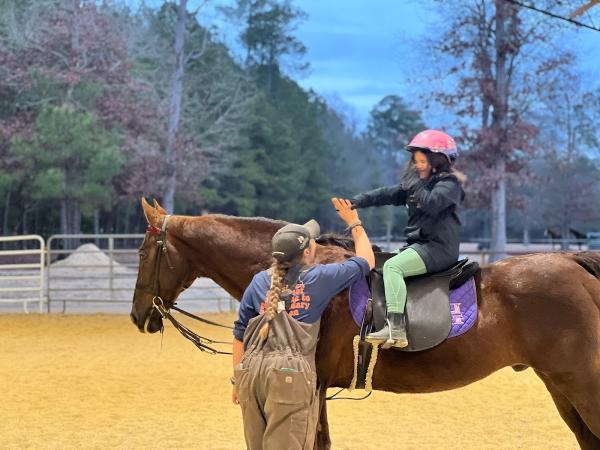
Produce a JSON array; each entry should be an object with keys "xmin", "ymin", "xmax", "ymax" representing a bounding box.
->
[{"xmin": 366, "ymin": 318, "xmax": 395, "ymax": 350}]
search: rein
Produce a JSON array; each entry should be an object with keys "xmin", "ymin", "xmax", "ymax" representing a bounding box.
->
[
  {"xmin": 145, "ymin": 216, "xmax": 373, "ymax": 399},
  {"xmin": 147, "ymin": 215, "xmax": 232, "ymax": 355},
  {"xmin": 152, "ymin": 297, "xmax": 232, "ymax": 355}
]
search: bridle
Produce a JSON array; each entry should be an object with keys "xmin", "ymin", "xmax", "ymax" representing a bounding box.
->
[{"xmin": 142, "ymin": 215, "xmax": 232, "ymax": 355}]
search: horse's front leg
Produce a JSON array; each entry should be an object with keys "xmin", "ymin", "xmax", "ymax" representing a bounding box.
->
[{"xmin": 314, "ymin": 386, "xmax": 331, "ymax": 450}]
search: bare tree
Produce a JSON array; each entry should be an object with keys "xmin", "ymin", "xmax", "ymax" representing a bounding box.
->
[
  {"xmin": 129, "ymin": 1, "xmax": 256, "ymax": 213},
  {"xmin": 162, "ymin": 0, "xmax": 188, "ymax": 213},
  {"xmin": 424, "ymin": 0, "xmax": 574, "ymax": 260}
]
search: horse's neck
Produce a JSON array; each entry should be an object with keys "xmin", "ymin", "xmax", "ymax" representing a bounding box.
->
[{"xmin": 170, "ymin": 215, "xmax": 283, "ymax": 299}]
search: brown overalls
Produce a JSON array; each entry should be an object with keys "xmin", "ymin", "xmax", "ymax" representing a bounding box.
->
[{"xmin": 235, "ymin": 310, "xmax": 321, "ymax": 450}]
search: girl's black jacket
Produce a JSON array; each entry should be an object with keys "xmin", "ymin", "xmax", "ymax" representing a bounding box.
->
[{"xmin": 352, "ymin": 173, "xmax": 465, "ymax": 272}]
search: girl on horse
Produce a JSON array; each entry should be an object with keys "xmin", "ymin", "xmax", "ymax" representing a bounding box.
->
[
  {"xmin": 350, "ymin": 129, "xmax": 465, "ymax": 349},
  {"xmin": 231, "ymin": 198, "xmax": 375, "ymax": 450}
]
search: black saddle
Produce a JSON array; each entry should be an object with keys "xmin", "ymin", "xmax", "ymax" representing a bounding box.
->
[{"xmin": 365, "ymin": 253, "xmax": 479, "ymax": 352}]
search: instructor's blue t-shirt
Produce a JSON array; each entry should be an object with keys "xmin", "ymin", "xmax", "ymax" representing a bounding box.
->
[{"xmin": 233, "ymin": 257, "xmax": 370, "ymax": 341}]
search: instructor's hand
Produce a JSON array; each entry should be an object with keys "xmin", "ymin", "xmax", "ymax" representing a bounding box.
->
[{"xmin": 331, "ymin": 197, "xmax": 359, "ymax": 227}]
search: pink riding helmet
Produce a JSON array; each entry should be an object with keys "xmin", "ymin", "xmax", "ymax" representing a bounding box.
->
[{"xmin": 406, "ymin": 129, "xmax": 458, "ymax": 163}]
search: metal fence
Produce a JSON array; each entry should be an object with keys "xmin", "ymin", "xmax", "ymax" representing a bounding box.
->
[
  {"xmin": 47, "ymin": 234, "xmax": 143, "ymax": 313},
  {"xmin": 0, "ymin": 233, "xmax": 597, "ymax": 314},
  {"xmin": 0, "ymin": 233, "xmax": 234, "ymax": 313},
  {"xmin": 0, "ymin": 235, "xmax": 45, "ymax": 313},
  {"xmin": 46, "ymin": 234, "xmax": 236, "ymax": 313}
]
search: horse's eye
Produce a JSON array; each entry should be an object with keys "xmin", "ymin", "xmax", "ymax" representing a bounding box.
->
[{"xmin": 138, "ymin": 250, "xmax": 148, "ymax": 260}]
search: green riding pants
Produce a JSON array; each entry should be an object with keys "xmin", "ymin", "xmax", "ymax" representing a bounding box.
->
[{"xmin": 383, "ymin": 248, "xmax": 427, "ymax": 314}]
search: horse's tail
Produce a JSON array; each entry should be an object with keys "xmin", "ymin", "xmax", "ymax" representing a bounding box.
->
[{"xmin": 572, "ymin": 251, "xmax": 600, "ymax": 279}]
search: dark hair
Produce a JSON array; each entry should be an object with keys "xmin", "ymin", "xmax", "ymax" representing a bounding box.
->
[
  {"xmin": 425, "ymin": 151, "xmax": 452, "ymax": 174},
  {"xmin": 401, "ymin": 150, "xmax": 453, "ymax": 188}
]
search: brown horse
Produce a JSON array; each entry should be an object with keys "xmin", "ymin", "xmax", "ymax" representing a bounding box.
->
[{"xmin": 131, "ymin": 199, "xmax": 600, "ymax": 450}]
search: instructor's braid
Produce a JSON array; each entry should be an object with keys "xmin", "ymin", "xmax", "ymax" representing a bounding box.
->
[{"xmin": 259, "ymin": 259, "xmax": 293, "ymax": 340}]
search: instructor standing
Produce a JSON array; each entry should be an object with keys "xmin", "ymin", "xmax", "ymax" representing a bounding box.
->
[{"xmin": 231, "ymin": 198, "xmax": 375, "ymax": 450}]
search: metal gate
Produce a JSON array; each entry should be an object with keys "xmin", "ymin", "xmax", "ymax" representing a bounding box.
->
[
  {"xmin": 0, "ymin": 235, "xmax": 45, "ymax": 313},
  {"xmin": 46, "ymin": 234, "xmax": 235, "ymax": 313}
]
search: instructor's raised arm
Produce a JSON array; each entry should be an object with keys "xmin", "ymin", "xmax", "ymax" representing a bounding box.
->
[{"xmin": 331, "ymin": 197, "xmax": 375, "ymax": 270}]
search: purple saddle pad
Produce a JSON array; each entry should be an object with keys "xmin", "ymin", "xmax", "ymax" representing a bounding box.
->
[{"xmin": 348, "ymin": 276, "xmax": 477, "ymax": 339}]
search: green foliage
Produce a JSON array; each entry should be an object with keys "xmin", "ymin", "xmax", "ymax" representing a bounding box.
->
[
  {"xmin": 224, "ymin": 0, "xmax": 307, "ymax": 71},
  {"xmin": 203, "ymin": 73, "xmax": 333, "ymax": 224},
  {"xmin": 358, "ymin": 95, "xmax": 426, "ymax": 236},
  {"xmin": 366, "ymin": 95, "xmax": 425, "ymax": 169},
  {"xmin": 10, "ymin": 105, "xmax": 124, "ymax": 213}
]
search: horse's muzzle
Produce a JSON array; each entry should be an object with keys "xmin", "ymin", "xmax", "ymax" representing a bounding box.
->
[
  {"xmin": 130, "ymin": 307, "xmax": 163, "ymax": 334},
  {"xmin": 145, "ymin": 310, "xmax": 163, "ymax": 333}
]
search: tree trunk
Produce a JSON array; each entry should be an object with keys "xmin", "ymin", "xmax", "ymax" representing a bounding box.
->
[
  {"xmin": 60, "ymin": 198, "xmax": 69, "ymax": 248},
  {"xmin": 3, "ymin": 191, "xmax": 11, "ymax": 235},
  {"xmin": 22, "ymin": 207, "xmax": 27, "ymax": 235},
  {"xmin": 163, "ymin": 0, "xmax": 188, "ymax": 214},
  {"xmin": 94, "ymin": 208, "xmax": 100, "ymax": 246},
  {"xmin": 33, "ymin": 205, "xmax": 39, "ymax": 236},
  {"xmin": 70, "ymin": 199, "xmax": 81, "ymax": 248},
  {"xmin": 115, "ymin": 202, "xmax": 122, "ymax": 234},
  {"xmin": 523, "ymin": 226, "xmax": 529, "ymax": 246},
  {"xmin": 522, "ymin": 204, "xmax": 530, "ymax": 246},
  {"xmin": 106, "ymin": 203, "xmax": 115, "ymax": 234},
  {"xmin": 124, "ymin": 201, "xmax": 132, "ymax": 234},
  {"xmin": 490, "ymin": 160, "xmax": 507, "ymax": 261},
  {"xmin": 489, "ymin": 0, "xmax": 508, "ymax": 262}
]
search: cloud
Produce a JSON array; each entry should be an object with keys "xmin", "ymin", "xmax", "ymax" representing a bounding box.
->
[{"xmin": 294, "ymin": 0, "xmax": 428, "ymax": 127}]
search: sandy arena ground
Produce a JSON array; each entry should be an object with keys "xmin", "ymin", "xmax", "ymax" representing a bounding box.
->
[{"xmin": 1, "ymin": 312, "xmax": 579, "ymax": 450}]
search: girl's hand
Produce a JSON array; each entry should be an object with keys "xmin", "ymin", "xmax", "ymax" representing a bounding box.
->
[{"xmin": 331, "ymin": 198, "xmax": 360, "ymax": 226}]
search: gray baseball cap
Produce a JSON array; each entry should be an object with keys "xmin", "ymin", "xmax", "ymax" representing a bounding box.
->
[{"xmin": 272, "ymin": 219, "xmax": 320, "ymax": 262}]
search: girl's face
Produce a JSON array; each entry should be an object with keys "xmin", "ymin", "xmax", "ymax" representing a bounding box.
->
[{"xmin": 413, "ymin": 150, "xmax": 431, "ymax": 180}]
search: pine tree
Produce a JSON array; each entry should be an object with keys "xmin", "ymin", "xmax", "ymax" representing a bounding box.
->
[{"xmin": 10, "ymin": 105, "xmax": 123, "ymax": 239}]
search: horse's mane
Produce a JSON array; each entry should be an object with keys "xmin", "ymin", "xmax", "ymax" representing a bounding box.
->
[
  {"xmin": 207, "ymin": 215, "xmax": 382, "ymax": 252},
  {"xmin": 572, "ymin": 251, "xmax": 600, "ymax": 279},
  {"xmin": 208, "ymin": 214, "xmax": 287, "ymax": 227}
]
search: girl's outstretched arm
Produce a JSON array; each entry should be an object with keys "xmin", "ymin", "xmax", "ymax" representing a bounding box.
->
[{"xmin": 351, "ymin": 184, "xmax": 407, "ymax": 209}]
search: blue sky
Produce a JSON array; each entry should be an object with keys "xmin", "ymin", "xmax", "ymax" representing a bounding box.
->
[
  {"xmin": 141, "ymin": 0, "xmax": 600, "ymax": 130},
  {"xmin": 292, "ymin": 0, "xmax": 429, "ymax": 126},
  {"xmin": 291, "ymin": 1, "xmax": 600, "ymax": 129}
]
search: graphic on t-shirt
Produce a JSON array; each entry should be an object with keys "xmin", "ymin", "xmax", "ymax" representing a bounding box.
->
[
  {"xmin": 287, "ymin": 282, "xmax": 311, "ymax": 317},
  {"xmin": 258, "ymin": 282, "xmax": 311, "ymax": 317}
]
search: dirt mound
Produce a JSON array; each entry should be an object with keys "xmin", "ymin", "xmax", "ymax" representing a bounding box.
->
[{"xmin": 52, "ymin": 243, "xmax": 132, "ymax": 273}]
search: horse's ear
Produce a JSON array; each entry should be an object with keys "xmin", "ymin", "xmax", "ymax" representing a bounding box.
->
[
  {"xmin": 152, "ymin": 198, "xmax": 168, "ymax": 215},
  {"xmin": 141, "ymin": 197, "xmax": 161, "ymax": 227}
]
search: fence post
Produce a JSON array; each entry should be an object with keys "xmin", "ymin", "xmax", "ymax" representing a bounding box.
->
[
  {"xmin": 47, "ymin": 237, "xmax": 53, "ymax": 313},
  {"xmin": 108, "ymin": 236, "xmax": 114, "ymax": 301},
  {"xmin": 38, "ymin": 236, "xmax": 45, "ymax": 313}
]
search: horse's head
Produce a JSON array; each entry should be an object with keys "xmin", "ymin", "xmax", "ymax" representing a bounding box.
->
[{"xmin": 130, "ymin": 198, "xmax": 197, "ymax": 333}]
